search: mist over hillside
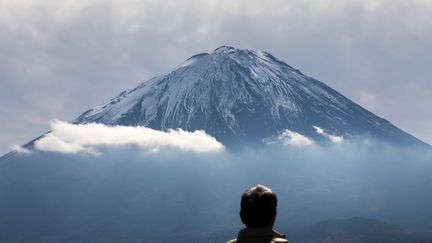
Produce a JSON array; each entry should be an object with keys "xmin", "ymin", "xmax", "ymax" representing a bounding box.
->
[{"xmin": 1, "ymin": 141, "xmax": 432, "ymax": 242}]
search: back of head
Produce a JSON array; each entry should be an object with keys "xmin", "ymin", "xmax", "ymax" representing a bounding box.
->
[{"xmin": 240, "ymin": 185, "xmax": 278, "ymax": 228}]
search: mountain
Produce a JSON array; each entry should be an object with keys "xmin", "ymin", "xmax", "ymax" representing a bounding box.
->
[
  {"xmin": 1, "ymin": 46, "xmax": 431, "ymax": 242},
  {"xmin": 188, "ymin": 217, "xmax": 432, "ymax": 243},
  {"xmin": 72, "ymin": 46, "xmax": 426, "ymax": 147},
  {"xmin": 285, "ymin": 217, "xmax": 432, "ymax": 243}
]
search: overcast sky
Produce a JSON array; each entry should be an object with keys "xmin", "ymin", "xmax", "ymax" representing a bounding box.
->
[{"xmin": 1, "ymin": 0, "xmax": 431, "ymax": 154}]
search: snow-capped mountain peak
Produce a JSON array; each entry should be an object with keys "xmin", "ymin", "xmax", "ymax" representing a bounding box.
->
[{"xmin": 73, "ymin": 46, "xmax": 426, "ymax": 147}]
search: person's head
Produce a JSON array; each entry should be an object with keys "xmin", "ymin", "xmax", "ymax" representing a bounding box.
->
[{"xmin": 240, "ymin": 185, "xmax": 278, "ymax": 228}]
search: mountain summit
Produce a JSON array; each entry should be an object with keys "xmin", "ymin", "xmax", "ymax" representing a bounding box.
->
[{"xmin": 74, "ymin": 46, "xmax": 425, "ymax": 147}]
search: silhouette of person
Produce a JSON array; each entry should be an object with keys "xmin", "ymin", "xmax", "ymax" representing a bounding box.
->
[{"xmin": 227, "ymin": 185, "xmax": 288, "ymax": 243}]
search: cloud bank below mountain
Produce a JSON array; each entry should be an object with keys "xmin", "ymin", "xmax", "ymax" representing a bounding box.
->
[
  {"xmin": 276, "ymin": 129, "xmax": 315, "ymax": 146},
  {"xmin": 314, "ymin": 125, "xmax": 344, "ymax": 144},
  {"xmin": 2, "ymin": 139, "xmax": 432, "ymax": 242},
  {"xmin": 32, "ymin": 120, "xmax": 224, "ymax": 155}
]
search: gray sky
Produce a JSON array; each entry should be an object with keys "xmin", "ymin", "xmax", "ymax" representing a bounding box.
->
[{"xmin": 1, "ymin": 0, "xmax": 431, "ymax": 154}]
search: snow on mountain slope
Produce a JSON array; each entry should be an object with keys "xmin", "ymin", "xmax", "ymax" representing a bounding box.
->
[{"xmin": 73, "ymin": 46, "xmax": 426, "ymax": 147}]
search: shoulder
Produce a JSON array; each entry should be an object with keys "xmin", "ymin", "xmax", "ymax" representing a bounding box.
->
[{"xmin": 271, "ymin": 237, "xmax": 288, "ymax": 243}]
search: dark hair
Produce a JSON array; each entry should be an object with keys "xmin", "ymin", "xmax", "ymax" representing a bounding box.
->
[{"xmin": 240, "ymin": 185, "xmax": 278, "ymax": 227}]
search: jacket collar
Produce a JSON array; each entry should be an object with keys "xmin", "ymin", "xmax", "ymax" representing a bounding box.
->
[{"xmin": 237, "ymin": 227, "xmax": 286, "ymax": 239}]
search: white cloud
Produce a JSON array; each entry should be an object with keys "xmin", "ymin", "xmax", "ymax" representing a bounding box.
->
[
  {"xmin": 313, "ymin": 125, "xmax": 344, "ymax": 144},
  {"xmin": 34, "ymin": 120, "xmax": 224, "ymax": 155},
  {"xmin": 9, "ymin": 144, "xmax": 30, "ymax": 153},
  {"xmin": 328, "ymin": 135, "xmax": 344, "ymax": 144},
  {"xmin": 314, "ymin": 126, "xmax": 325, "ymax": 136},
  {"xmin": 277, "ymin": 129, "xmax": 314, "ymax": 146}
]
